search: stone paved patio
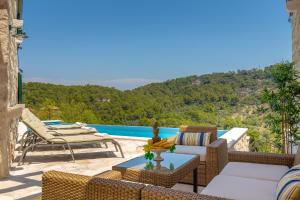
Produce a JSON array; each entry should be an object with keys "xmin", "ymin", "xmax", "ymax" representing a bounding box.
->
[{"xmin": 0, "ymin": 139, "xmax": 202, "ymax": 200}]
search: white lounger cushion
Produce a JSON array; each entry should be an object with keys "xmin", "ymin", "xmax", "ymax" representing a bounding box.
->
[
  {"xmin": 220, "ymin": 162, "xmax": 289, "ymax": 182},
  {"xmin": 174, "ymin": 145, "xmax": 206, "ymax": 161},
  {"xmin": 201, "ymin": 175, "xmax": 277, "ymax": 200}
]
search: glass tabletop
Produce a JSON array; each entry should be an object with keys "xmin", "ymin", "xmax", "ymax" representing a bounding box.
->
[{"xmin": 114, "ymin": 152, "xmax": 199, "ymax": 174}]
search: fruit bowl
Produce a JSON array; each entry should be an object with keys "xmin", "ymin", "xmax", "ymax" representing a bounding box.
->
[{"xmin": 151, "ymin": 148, "xmax": 168, "ymax": 161}]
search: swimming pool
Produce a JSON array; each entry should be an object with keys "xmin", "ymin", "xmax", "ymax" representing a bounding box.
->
[
  {"xmin": 90, "ymin": 125, "xmax": 227, "ymax": 138},
  {"xmin": 45, "ymin": 122, "xmax": 227, "ymax": 138}
]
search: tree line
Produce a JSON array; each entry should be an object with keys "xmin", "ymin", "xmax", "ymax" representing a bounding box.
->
[{"xmin": 24, "ymin": 64, "xmax": 286, "ymax": 152}]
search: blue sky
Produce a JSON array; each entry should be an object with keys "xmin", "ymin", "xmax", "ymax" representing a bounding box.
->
[{"xmin": 20, "ymin": 0, "xmax": 291, "ymax": 90}]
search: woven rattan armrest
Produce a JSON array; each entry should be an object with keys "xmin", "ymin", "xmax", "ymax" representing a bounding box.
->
[
  {"xmin": 86, "ymin": 177, "xmax": 145, "ymax": 200},
  {"xmin": 206, "ymin": 139, "xmax": 228, "ymax": 183},
  {"xmin": 93, "ymin": 170, "xmax": 122, "ymax": 180},
  {"xmin": 228, "ymin": 151, "xmax": 295, "ymax": 167},
  {"xmin": 42, "ymin": 170, "xmax": 91, "ymax": 200},
  {"xmin": 141, "ymin": 185, "xmax": 232, "ymax": 200}
]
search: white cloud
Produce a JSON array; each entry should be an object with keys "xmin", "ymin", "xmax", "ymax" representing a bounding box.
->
[{"xmin": 23, "ymin": 77, "xmax": 161, "ymax": 90}]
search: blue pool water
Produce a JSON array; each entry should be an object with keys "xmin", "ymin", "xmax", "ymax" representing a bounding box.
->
[
  {"xmin": 90, "ymin": 125, "xmax": 227, "ymax": 138},
  {"xmin": 45, "ymin": 122, "xmax": 227, "ymax": 138}
]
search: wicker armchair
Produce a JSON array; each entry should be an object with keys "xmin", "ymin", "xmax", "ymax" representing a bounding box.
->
[
  {"xmin": 40, "ymin": 170, "xmax": 229, "ymax": 200},
  {"xmin": 176, "ymin": 126, "xmax": 228, "ymax": 186}
]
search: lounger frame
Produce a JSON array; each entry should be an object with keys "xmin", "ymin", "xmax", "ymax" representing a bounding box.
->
[{"xmin": 18, "ymin": 129, "xmax": 124, "ymax": 165}]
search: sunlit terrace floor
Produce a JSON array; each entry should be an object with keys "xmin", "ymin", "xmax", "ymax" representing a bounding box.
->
[{"xmin": 0, "ymin": 139, "xmax": 203, "ymax": 200}]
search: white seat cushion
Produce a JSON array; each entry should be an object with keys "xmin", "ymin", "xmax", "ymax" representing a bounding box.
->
[
  {"xmin": 201, "ymin": 175, "xmax": 277, "ymax": 200},
  {"xmin": 220, "ymin": 162, "xmax": 289, "ymax": 182},
  {"xmin": 174, "ymin": 145, "xmax": 206, "ymax": 161}
]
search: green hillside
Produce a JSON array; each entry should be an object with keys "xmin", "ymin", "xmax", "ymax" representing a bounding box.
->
[{"xmin": 23, "ymin": 66, "xmax": 276, "ymax": 151}]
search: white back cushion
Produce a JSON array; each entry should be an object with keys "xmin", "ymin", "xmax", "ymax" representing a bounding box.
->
[{"xmin": 220, "ymin": 162, "xmax": 289, "ymax": 182}]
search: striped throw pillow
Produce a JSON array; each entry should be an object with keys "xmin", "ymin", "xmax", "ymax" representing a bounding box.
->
[
  {"xmin": 175, "ymin": 132, "xmax": 211, "ymax": 146},
  {"xmin": 276, "ymin": 165, "xmax": 300, "ymax": 200}
]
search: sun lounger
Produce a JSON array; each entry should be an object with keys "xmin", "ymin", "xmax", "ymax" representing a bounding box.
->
[
  {"xmin": 22, "ymin": 109, "xmax": 97, "ymax": 136},
  {"xmin": 46, "ymin": 122, "xmax": 88, "ymax": 130},
  {"xmin": 48, "ymin": 128, "xmax": 97, "ymax": 135},
  {"xmin": 18, "ymin": 108, "xmax": 124, "ymax": 165},
  {"xmin": 47, "ymin": 124, "xmax": 83, "ymax": 130}
]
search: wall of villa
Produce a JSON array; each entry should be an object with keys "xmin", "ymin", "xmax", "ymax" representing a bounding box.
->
[
  {"xmin": 0, "ymin": 0, "xmax": 23, "ymax": 178},
  {"xmin": 229, "ymin": 133, "xmax": 250, "ymax": 151},
  {"xmin": 220, "ymin": 128, "xmax": 249, "ymax": 151},
  {"xmin": 292, "ymin": 11, "xmax": 300, "ymax": 71}
]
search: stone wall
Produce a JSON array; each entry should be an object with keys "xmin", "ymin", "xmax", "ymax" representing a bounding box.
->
[
  {"xmin": 229, "ymin": 134, "xmax": 250, "ymax": 152},
  {"xmin": 292, "ymin": 11, "xmax": 300, "ymax": 71},
  {"xmin": 7, "ymin": 0, "xmax": 19, "ymax": 166},
  {"xmin": 220, "ymin": 128, "xmax": 249, "ymax": 152},
  {"xmin": 0, "ymin": 0, "xmax": 23, "ymax": 178}
]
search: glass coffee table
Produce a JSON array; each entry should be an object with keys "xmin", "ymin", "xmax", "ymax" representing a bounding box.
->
[{"xmin": 112, "ymin": 152, "xmax": 200, "ymax": 193}]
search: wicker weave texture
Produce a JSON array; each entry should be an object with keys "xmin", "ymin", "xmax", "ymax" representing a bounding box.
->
[
  {"xmin": 180, "ymin": 139, "xmax": 227, "ymax": 186},
  {"xmin": 179, "ymin": 163, "xmax": 206, "ymax": 186},
  {"xmin": 141, "ymin": 185, "xmax": 232, "ymax": 200},
  {"xmin": 41, "ymin": 170, "xmax": 233, "ymax": 200},
  {"xmin": 228, "ymin": 151, "xmax": 295, "ymax": 167},
  {"xmin": 206, "ymin": 139, "xmax": 228, "ymax": 183},
  {"xmin": 94, "ymin": 170, "xmax": 122, "ymax": 180},
  {"xmin": 113, "ymin": 155, "xmax": 199, "ymax": 188},
  {"xmin": 87, "ymin": 177, "xmax": 145, "ymax": 200},
  {"xmin": 42, "ymin": 170, "xmax": 91, "ymax": 200}
]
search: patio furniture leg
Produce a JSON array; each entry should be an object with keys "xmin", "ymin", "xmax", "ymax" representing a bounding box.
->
[
  {"xmin": 114, "ymin": 143, "xmax": 119, "ymax": 152},
  {"xmin": 65, "ymin": 142, "xmax": 75, "ymax": 162},
  {"xmin": 19, "ymin": 131, "xmax": 35, "ymax": 153},
  {"xmin": 18, "ymin": 141, "xmax": 75, "ymax": 166},
  {"xmin": 19, "ymin": 134, "xmax": 30, "ymax": 153},
  {"xmin": 104, "ymin": 142, "xmax": 108, "ymax": 148},
  {"xmin": 31, "ymin": 137, "xmax": 37, "ymax": 151},
  {"xmin": 21, "ymin": 139, "xmax": 29, "ymax": 152},
  {"xmin": 119, "ymin": 144, "xmax": 124, "ymax": 158},
  {"xmin": 27, "ymin": 138, "xmax": 35, "ymax": 148},
  {"xmin": 111, "ymin": 141, "xmax": 124, "ymax": 158},
  {"xmin": 193, "ymin": 168, "xmax": 198, "ymax": 193},
  {"xmin": 23, "ymin": 137, "xmax": 34, "ymax": 152},
  {"xmin": 18, "ymin": 143, "xmax": 38, "ymax": 165},
  {"xmin": 18, "ymin": 131, "xmax": 29, "ymax": 153},
  {"xmin": 99, "ymin": 142, "xmax": 103, "ymax": 148}
]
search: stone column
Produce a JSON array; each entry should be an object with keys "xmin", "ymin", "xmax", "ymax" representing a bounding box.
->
[
  {"xmin": 0, "ymin": 33, "xmax": 9, "ymax": 178},
  {"xmin": 0, "ymin": 3, "xmax": 23, "ymax": 178},
  {"xmin": 292, "ymin": 11, "xmax": 300, "ymax": 72},
  {"xmin": 287, "ymin": 0, "xmax": 300, "ymax": 71}
]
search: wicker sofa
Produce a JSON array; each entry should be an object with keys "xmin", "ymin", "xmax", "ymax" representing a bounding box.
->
[
  {"xmin": 40, "ymin": 170, "xmax": 229, "ymax": 200},
  {"xmin": 201, "ymin": 151, "xmax": 296, "ymax": 199},
  {"xmin": 174, "ymin": 126, "xmax": 228, "ymax": 186},
  {"xmin": 40, "ymin": 150, "xmax": 298, "ymax": 200}
]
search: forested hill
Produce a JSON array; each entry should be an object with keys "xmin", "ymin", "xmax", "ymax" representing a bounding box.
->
[{"xmin": 23, "ymin": 66, "xmax": 274, "ymax": 129}]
